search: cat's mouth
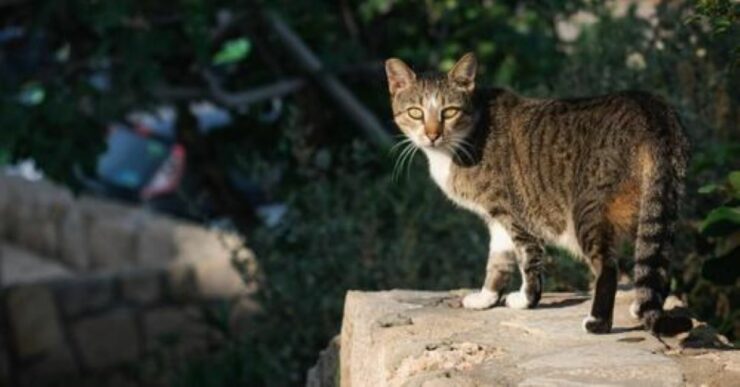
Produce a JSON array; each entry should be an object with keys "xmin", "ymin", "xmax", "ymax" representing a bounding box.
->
[{"xmin": 419, "ymin": 135, "xmax": 447, "ymax": 148}]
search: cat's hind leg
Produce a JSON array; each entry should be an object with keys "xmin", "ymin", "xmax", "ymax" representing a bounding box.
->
[{"xmin": 576, "ymin": 204, "xmax": 619, "ymax": 334}]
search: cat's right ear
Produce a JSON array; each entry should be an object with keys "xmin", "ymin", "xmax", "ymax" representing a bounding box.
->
[
  {"xmin": 385, "ymin": 58, "xmax": 416, "ymax": 96},
  {"xmin": 448, "ymin": 52, "xmax": 477, "ymax": 92}
]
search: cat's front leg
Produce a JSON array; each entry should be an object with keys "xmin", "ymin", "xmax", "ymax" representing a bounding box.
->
[
  {"xmin": 463, "ymin": 221, "xmax": 516, "ymax": 309},
  {"xmin": 462, "ymin": 251, "xmax": 515, "ymax": 309},
  {"xmin": 504, "ymin": 228, "xmax": 545, "ymax": 309}
]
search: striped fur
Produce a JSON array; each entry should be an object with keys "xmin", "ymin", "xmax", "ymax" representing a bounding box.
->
[{"xmin": 386, "ymin": 54, "xmax": 691, "ymax": 335}]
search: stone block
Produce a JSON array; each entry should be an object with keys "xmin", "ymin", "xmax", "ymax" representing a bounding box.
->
[
  {"xmin": 58, "ymin": 207, "xmax": 90, "ymax": 270},
  {"xmin": 1, "ymin": 244, "xmax": 73, "ymax": 285},
  {"xmin": 192, "ymin": 256, "xmax": 248, "ymax": 300},
  {"xmin": 334, "ymin": 290, "xmax": 740, "ymax": 387},
  {"xmin": 14, "ymin": 181, "xmax": 72, "ymax": 257},
  {"xmin": 21, "ymin": 346, "xmax": 78, "ymax": 379},
  {"xmin": 136, "ymin": 217, "xmax": 176, "ymax": 266},
  {"xmin": 88, "ymin": 216, "xmax": 141, "ymax": 270},
  {"xmin": 171, "ymin": 224, "xmax": 235, "ymax": 263},
  {"xmin": 306, "ymin": 335, "xmax": 339, "ymax": 387},
  {"xmin": 1, "ymin": 176, "xmax": 35, "ymax": 241},
  {"xmin": 57, "ymin": 277, "xmax": 114, "ymax": 317},
  {"xmin": 120, "ymin": 270, "xmax": 162, "ymax": 305},
  {"xmin": 143, "ymin": 306, "xmax": 216, "ymax": 356},
  {"xmin": 72, "ymin": 309, "xmax": 140, "ymax": 369},
  {"xmin": 6, "ymin": 285, "xmax": 64, "ymax": 359},
  {"xmin": 166, "ymin": 263, "xmax": 199, "ymax": 302},
  {"xmin": 77, "ymin": 196, "xmax": 132, "ymax": 222}
]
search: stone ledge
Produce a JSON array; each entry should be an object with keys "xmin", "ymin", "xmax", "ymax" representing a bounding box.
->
[{"xmin": 326, "ymin": 289, "xmax": 738, "ymax": 387}]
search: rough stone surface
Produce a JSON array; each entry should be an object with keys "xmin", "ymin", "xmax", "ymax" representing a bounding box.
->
[
  {"xmin": 120, "ymin": 269, "xmax": 162, "ymax": 305},
  {"xmin": 88, "ymin": 216, "xmax": 140, "ymax": 269},
  {"xmin": 73, "ymin": 309, "xmax": 140, "ymax": 369},
  {"xmin": 77, "ymin": 196, "xmax": 132, "ymax": 222},
  {"xmin": 192, "ymin": 255, "xmax": 248, "ymax": 299},
  {"xmin": 15, "ymin": 182, "xmax": 72, "ymax": 257},
  {"xmin": 57, "ymin": 276, "xmax": 115, "ymax": 317},
  {"xmin": 307, "ymin": 336, "xmax": 340, "ymax": 387},
  {"xmin": 0, "ymin": 174, "xmax": 264, "ymax": 385},
  {"xmin": 136, "ymin": 217, "xmax": 176, "ymax": 266},
  {"xmin": 58, "ymin": 207, "xmax": 90, "ymax": 270},
  {"xmin": 1, "ymin": 244, "xmax": 73, "ymax": 285},
  {"xmin": 6, "ymin": 285, "xmax": 65, "ymax": 359},
  {"xmin": 337, "ymin": 289, "xmax": 739, "ymax": 387},
  {"xmin": 166, "ymin": 263, "xmax": 199, "ymax": 302},
  {"xmin": 143, "ymin": 307, "xmax": 216, "ymax": 356}
]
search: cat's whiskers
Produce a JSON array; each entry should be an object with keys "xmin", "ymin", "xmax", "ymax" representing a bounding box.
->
[
  {"xmin": 390, "ymin": 138, "xmax": 413, "ymax": 155},
  {"xmin": 393, "ymin": 141, "xmax": 417, "ymax": 182},
  {"xmin": 449, "ymin": 136, "xmax": 475, "ymax": 164}
]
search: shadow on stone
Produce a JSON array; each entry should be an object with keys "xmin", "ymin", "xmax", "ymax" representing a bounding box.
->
[
  {"xmin": 680, "ymin": 324, "xmax": 735, "ymax": 350},
  {"xmin": 611, "ymin": 325, "xmax": 643, "ymax": 334},
  {"xmin": 537, "ymin": 296, "xmax": 588, "ymax": 309}
]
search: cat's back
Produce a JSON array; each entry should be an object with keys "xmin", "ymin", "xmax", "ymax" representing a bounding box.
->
[
  {"xmin": 489, "ymin": 89, "xmax": 686, "ymax": 144},
  {"xmin": 475, "ymin": 88, "xmax": 688, "ymax": 232}
]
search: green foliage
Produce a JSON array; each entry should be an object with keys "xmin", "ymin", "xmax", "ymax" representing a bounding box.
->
[
  {"xmin": 689, "ymin": 0, "xmax": 739, "ymax": 34},
  {"xmin": 213, "ymin": 37, "xmax": 252, "ymax": 66},
  {"xmin": 698, "ymin": 171, "xmax": 740, "ymax": 286}
]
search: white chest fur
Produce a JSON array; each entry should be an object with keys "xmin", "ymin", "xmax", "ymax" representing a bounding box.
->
[{"xmin": 423, "ymin": 148, "xmax": 491, "ymax": 222}]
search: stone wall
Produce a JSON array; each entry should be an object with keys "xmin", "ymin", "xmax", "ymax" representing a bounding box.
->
[
  {"xmin": 315, "ymin": 289, "xmax": 739, "ymax": 387},
  {"xmin": 0, "ymin": 174, "xmax": 258, "ymax": 385}
]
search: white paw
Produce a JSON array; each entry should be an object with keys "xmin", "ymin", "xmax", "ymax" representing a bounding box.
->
[
  {"xmin": 629, "ymin": 301, "xmax": 640, "ymax": 319},
  {"xmin": 462, "ymin": 289, "xmax": 498, "ymax": 309},
  {"xmin": 582, "ymin": 315, "xmax": 598, "ymax": 332},
  {"xmin": 504, "ymin": 291, "xmax": 530, "ymax": 309}
]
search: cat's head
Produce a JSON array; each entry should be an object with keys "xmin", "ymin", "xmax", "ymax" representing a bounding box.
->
[{"xmin": 385, "ymin": 53, "xmax": 478, "ymax": 150}]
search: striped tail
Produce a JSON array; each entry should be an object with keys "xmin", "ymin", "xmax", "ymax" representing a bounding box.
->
[{"xmin": 632, "ymin": 104, "xmax": 691, "ymax": 335}]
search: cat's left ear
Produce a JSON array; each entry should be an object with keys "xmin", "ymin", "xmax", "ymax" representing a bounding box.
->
[
  {"xmin": 448, "ymin": 52, "xmax": 477, "ymax": 92},
  {"xmin": 385, "ymin": 58, "xmax": 416, "ymax": 96}
]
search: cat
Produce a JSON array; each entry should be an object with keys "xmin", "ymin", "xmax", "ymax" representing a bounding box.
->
[{"xmin": 385, "ymin": 53, "xmax": 692, "ymax": 335}]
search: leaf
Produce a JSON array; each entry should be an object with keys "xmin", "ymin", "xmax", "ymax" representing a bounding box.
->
[
  {"xmin": 698, "ymin": 183, "xmax": 719, "ymax": 194},
  {"xmin": 212, "ymin": 37, "xmax": 251, "ymax": 65},
  {"xmin": 700, "ymin": 206, "xmax": 740, "ymax": 237},
  {"xmin": 728, "ymin": 171, "xmax": 740, "ymax": 197}
]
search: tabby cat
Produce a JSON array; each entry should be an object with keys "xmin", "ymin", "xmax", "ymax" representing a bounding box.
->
[{"xmin": 385, "ymin": 53, "xmax": 691, "ymax": 334}]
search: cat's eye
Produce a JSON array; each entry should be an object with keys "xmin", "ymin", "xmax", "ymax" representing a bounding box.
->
[
  {"xmin": 407, "ymin": 108, "xmax": 424, "ymax": 120},
  {"xmin": 442, "ymin": 107, "xmax": 461, "ymax": 119}
]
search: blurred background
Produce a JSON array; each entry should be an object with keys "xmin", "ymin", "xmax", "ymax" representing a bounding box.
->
[{"xmin": 0, "ymin": 0, "xmax": 737, "ymax": 386}]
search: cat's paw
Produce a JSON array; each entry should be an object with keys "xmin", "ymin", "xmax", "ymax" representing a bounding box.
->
[
  {"xmin": 504, "ymin": 291, "xmax": 533, "ymax": 309},
  {"xmin": 643, "ymin": 310, "xmax": 693, "ymax": 336},
  {"xmin": 462, "ymin": 289, "xmax": 499, "ymax": 309},
  {"xmin": 582, "ymin": 315, "xmax": 612, "ymax": 334}
]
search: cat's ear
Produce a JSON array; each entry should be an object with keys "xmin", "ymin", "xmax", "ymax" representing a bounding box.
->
[
  {"xmin": 448, "ymin": 52, "xmax": 477, "ymax": 92},
  {"xmin": 385, "ymin": 58, "xmax": 416, "ymax": 95}
]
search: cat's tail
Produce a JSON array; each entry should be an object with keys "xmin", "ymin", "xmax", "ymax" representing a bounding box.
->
[{"xmin": 632, "ymin": 99, "xmax": 691, "ymax": 335}]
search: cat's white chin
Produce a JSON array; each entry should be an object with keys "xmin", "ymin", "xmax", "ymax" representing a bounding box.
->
[{"xmin": 462, "ymin": 288, "xmax": 499, "ymax": 309}]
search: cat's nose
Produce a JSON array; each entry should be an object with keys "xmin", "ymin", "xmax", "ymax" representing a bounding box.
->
[{"xmin": 426, "ymin": 131, "xmax": 441, "ymax": 143}]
